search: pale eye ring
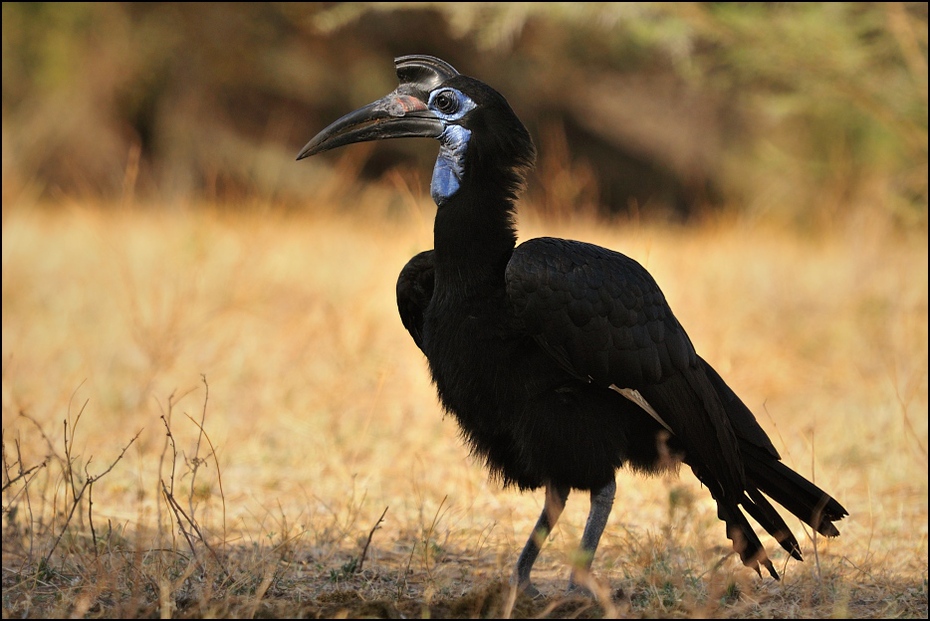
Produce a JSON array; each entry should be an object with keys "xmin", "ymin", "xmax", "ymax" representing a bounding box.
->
[{"xmin": 434, "ymin": 91, "xmax": 458, "ymax": 115}]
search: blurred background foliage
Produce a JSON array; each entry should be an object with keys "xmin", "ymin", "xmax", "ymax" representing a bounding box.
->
[{"xmin": 2, "ymin": 2, "xmax": 927, "ymax": 226}]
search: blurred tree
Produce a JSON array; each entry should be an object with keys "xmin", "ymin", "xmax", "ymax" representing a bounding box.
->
[{"xmin": 2, "ymin": 2, "xmax": 926, "ymax": 226}]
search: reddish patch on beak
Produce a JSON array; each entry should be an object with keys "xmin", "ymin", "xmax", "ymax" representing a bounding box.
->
[{"xmin": 390, "ymin": 95, "xmax": 429, "ymax": 115}]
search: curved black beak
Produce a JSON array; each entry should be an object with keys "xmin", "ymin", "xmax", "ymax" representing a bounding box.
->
[{"xmin": 297, "ymin": 93, "xmax": 443, "ymax": 160}]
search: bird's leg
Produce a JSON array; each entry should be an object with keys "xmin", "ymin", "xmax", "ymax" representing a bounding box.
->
[
  {"xmin": 568, "ymin": 479, "xmax": 616, "ymax": 593},
  {"xmin": 512, "ymin": 481, "xmax": 570, "ymax": 597}
]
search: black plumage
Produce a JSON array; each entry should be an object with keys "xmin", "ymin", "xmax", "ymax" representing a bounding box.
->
[{"xmin": 298, "ymin": 55, "xmax": 847, "ymax": 594}]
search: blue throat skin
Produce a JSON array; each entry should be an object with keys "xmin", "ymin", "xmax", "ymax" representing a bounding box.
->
[
  {"xmin": 427, "ymin": 87, "xmax": 477, "ymax": 206},
  {"xmin": 431, "ymin": 125, "xmax": 471, "ymax": 205}
]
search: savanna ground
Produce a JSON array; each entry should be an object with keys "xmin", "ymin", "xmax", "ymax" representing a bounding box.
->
[{"xmin": 2, "ymin": 193, "xmax": 927, "ymax": 618}]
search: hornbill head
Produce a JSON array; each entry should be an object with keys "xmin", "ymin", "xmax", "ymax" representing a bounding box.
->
[{"xmin": 298, "ymin": 55, "xmax": 535, "ymax": 206}]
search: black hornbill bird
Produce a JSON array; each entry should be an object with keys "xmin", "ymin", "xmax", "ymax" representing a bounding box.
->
[{"xmin": 298, "ymin": 55, "xmax": 847, "ymax": 594}]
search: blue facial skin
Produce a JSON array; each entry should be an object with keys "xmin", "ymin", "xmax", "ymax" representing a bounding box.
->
[{"xmin": 428, "ymin": 89, "xmax": 476, "ymax": 206}]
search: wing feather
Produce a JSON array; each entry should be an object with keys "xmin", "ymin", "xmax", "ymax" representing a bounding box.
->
[
  {"xmin": 506, "ymin": 237, "xmax": 745, "ymax": 497},
  {"xmin": 397, "ymin": 250, "xmax": 435, "ymax": 352}
]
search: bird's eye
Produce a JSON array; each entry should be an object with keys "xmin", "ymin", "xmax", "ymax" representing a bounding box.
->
[{"xmin": 434, "ymin": 91, "xmax": 458, "ymax": 115}]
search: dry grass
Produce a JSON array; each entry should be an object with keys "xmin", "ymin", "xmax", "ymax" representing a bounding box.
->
[{"xmin": 1, "ymin": 196, "xmax": 927, "ymax": 618}]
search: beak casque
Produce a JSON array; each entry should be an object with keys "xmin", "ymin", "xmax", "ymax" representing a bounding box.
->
[{"xmin": 297, "ymin": 55, "xmax": 461, "ymax": 160}]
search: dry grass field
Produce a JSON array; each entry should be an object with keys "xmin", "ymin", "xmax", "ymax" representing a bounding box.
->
[{"xmin": 2, "ymin": 196, "xmax": 927, "ymax": 618}]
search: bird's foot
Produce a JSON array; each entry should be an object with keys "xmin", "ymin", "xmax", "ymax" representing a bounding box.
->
[
  {"xmin": 566, "ymin": 580, "xmax": 595, "ymax": 598},
  {"xmin": 510, "ymin": 577, "xmax": 543, "ymax": 599},
  {"xmin": 568, "ymin": 570, "xmax": 617, "ymax": 601},
  {"xmin": 567, "ymin": 578, "xmax": 627, "ymax": 604}
]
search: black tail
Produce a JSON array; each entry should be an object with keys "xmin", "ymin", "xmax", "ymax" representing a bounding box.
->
[
  {"xmin": 690, "ymin": 460, "xmax": 799, "ymax": 580},
  {"xmin": 743, "ymin": 442, "xmax": 848, "ymax": 537},
  {"xmin": 697, "ymin": 466, "xmax": 781, "ymax": 579},
  {"xmin": 697, "ymin": 357, "xmax": 849, "ymax": 577}
]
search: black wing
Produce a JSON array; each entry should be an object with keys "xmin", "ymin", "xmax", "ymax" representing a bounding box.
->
[
  {"xmin": 505, "ymin": 238, "xmax": 746, "ymax": 498},
  {"xmin": 396, "ymin": 250, "xmax": 435, "ymax": 352}
]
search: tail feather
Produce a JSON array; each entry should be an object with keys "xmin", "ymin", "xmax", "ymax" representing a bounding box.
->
[
  {"xmin": 742, "ymin": 443, "xmax": 848, "ymax": 537},
  {"xmin": 694, "ymin": 356, "xmax": 849, "ymax": 576},
  {"xmin": 689, "ymin": 438, "xmax": 847, "ymax": 579},
  {"xmin": 714, "ymin": 495, "xmax": 779, "ymax": 579},
  {"xmin": 741, "ymin": 487, "xmax": 803, "ymax": 560}
]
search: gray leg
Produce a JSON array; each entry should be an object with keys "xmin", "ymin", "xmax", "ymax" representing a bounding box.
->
[
  {"xmin": 512, "ymin": 482, "xmax": 570, "ymax": 596},
  {"xmin": 569, "ymin": 479, "xmax": 616, "ymax": 591}
]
